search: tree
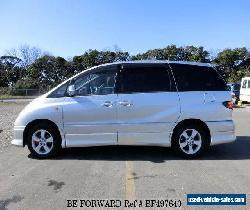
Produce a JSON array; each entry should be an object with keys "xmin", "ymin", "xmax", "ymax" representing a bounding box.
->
[
  {"xmin": 0, "ymin": 56, "xmax": 23, "ymax": 86},
  {"xmin": 131, "ymin": 45, "xmax": 210, "ymax": 62},
  {"xmin": 1, "ymin": 44, "xmax": 250, "ymax": 90},
  {"xmin": 72, "ymin": 49, "xmax": 130, "ymax": 72},
  {"xmin": 15, "ymin": 77, "xmax": 39, "ymax": 89},
  {"xmin": 228, "ymin": 54, "xmax": 250, "ymax": 82},
  {"xmin": 6, "ymin": 45, "xmax": 45, "ymax": 68},
  {"xmin": 26, "ymin": 55, "xmax": 74, "ymax": 91},
  {"xmin": 1, "ymin": 45, "xmax": 46, "ymax": 87},
  {"xmin": 214, "ymin": 48, "xmax": 248, "ymax": 81},
  {"xmin": 184, "ymin": 46, "xmax": 210, "ymax": 63},
  {"xmin": 0, "ymin": 62, "xmax": 8, "ymax": 87}
]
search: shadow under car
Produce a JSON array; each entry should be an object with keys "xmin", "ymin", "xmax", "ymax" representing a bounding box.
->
[{"xmin": 28, "ymin": 136, "xmax": 250, "ymax": 162}]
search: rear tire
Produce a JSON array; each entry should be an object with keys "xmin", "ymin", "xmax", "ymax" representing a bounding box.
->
[
  {"xmin": 27, "ymin": 122, "xmax": 61, "ymax": 159},
  {"xmin": 172, "ymin": 124, "xmax": 210, "ymax": 158}
]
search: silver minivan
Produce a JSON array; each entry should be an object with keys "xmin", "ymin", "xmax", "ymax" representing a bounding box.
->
[{"xmin": 12, "ymin": 61, "xmax": 236, "ymax": 158}]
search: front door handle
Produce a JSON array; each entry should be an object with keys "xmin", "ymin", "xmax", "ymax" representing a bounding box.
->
[
  {"xmin": 102, "ymin": 101, "xmax": 113, "ymax": 107},
  {"xmin": 119, "ymin": 101, "xmax": 133, "ymax": 107}
]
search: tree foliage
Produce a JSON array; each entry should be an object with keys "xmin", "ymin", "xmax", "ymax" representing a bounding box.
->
[
  {"xmin": 26, "ymin": 55, "xmax": 74, "ymax": 91},
  {"xmin": 0, "ymin": 45, "xmax": 250, "ymax": 90},
  {"xmin": 6, "ymin": 45, "xmax": 45, "ymax": 67},
  {"xmin": 214, "ymin": 47, "xmax": 249, "ymax": 80},
  {"xmin": 131, "ymin": 45, "xmax": 210, "ymax": 62},
  {"xmin": 73, "ymin": 49, "xmax": 130, "ymax": 71},
  {"xmin": 0, "ymin": 56, "xmax": 23, "ymax": 86}
]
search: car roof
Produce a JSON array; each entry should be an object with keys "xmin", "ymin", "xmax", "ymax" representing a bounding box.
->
[
  {"xmin": 227, "ymin": 82, "xmax": 240, "ymax": 85},
  {"xmin": 67, "ymin": 60, "xmax": 216, "ymax": 84},
  {"xmin": 100, "ymin": 60, "xmax": 216, "ymax": 68}
]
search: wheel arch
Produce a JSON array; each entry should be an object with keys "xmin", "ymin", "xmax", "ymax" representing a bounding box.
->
[
  {"xmin": 171, "ymin": 119, "xmax": 211, "ymax": 145},
  {"xmin": 23, "ymin": 119, "xmax": 62, "ymax": 147}
]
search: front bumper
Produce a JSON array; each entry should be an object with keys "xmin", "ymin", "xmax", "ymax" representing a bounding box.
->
[
  {"xmin": 206, "ymin": 120, "xmax": 236, "ymax": 145},
  {"xmin": 11, "ymin": 126, "xmax": 25, "ymax": 147}
]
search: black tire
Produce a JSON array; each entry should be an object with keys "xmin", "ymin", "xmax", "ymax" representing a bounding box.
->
[
  {"xmin": 27, "ymin": 122, "xmax": 61, "ymax": 159},
  {"xmin": 172, "ymin": 124, "xmax": 210, "ymax": 159}
]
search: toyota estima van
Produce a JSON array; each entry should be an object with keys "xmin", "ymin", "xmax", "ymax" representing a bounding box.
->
[{"xmin": 12, "ymin": 61, "xmax": 236, "ymax": 158}]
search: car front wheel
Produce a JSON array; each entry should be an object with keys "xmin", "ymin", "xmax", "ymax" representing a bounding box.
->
[{"xmin": 27, "ymin": 123, "xmax": 61, "ymax": 159}]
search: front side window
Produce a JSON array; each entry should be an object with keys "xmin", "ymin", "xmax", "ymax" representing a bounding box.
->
[
  {"xmin": 74, "ymin": 68, "xmax": 117, "ymax": 96},
  {"xmin": 119, "ymin": 65, "xmax": 171, "ymax": 93},
  {"xmin": 242, "ymin": 80, "xmax": 247, "ymax": 88},
  {"xmin": 47, "ymin": 81, "xmax": 69, "ymax": 98}
]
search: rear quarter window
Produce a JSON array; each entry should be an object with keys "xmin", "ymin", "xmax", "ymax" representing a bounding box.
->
[{"xmin": 170, "ymin": 64, "xmax": 227, "ymax": 91}]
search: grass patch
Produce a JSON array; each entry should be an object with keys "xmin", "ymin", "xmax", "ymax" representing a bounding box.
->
[{"xmin": 0, "ymin": 95, "xmax": 36, "ymax": 99}]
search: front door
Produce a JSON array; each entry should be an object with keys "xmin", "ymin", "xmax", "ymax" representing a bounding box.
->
[
  {"xmin": 116, "ymin": 64, "xmax": 180, "ymax": 146},
  {"xmin": 63, "ymin": 65, "xmax": 118, "ymax": 147}
]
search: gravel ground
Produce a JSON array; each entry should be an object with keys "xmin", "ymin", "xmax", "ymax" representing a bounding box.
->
[{"xmin": 0, "ymin": 102, "xmax": 28, "ymax": 152}]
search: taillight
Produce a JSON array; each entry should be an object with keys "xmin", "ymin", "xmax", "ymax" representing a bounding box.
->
[{"xmin": 222, "ymin": 101, "xmax": 234, "ymax": 109}]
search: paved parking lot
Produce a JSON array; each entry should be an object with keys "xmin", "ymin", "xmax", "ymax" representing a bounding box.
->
[{"xmin": 0, "ymin": 101, "xmax": 249, "ymax": 210}]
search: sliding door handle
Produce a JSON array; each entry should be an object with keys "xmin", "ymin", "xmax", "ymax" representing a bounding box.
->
[
  {"xmin": 119, "ymin": 101, "xmax": 133, "ymax": 107},
  {"xmin": 102, "ymin": 101, "xmax": 113, "ymax": 107}
]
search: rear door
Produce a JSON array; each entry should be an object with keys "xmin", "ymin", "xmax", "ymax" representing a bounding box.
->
[
  {"xmin": 170, "ymin": 63, "xmax": 230, "ymax": 122},
  {"xmin": 116, "ymin": 63, "xmax": 180, "ymax": 146}
]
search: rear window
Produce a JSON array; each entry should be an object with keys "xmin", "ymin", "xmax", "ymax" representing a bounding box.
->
[{"xmin": 170, "ymin": 64, "xmax": 227, "ymax": 91}]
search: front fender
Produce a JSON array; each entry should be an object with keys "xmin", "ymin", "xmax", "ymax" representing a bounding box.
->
[
  {"xmin": 15, "ymin": 98, "xmax": 64, "ymax": 127},
  {"xmin": 14, "ymin": 97, "xmax": 65, "ymax": 147}
]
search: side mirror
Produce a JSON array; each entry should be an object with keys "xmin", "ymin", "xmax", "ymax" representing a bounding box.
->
[{"xmin": 67, "ymin": 84, "xmax": 76, "ymax": 97}]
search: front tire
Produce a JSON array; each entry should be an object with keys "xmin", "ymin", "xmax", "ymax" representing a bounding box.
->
[
  {"xmin": 172, "ymin": 124, "xmax": 210, "ymax": 158},
  {"xmin": 27, "ymin": 123, "xmax": 61, "ymax": 159}
]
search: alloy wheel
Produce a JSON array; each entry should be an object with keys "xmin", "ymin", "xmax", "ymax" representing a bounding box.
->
[
  {"xmin": 31, "ymin": 129, "xmax": 54, "ymax": 155},
  {"xmin": 178, "ymin": 129, "xmax": 202, "ymax": 155}
]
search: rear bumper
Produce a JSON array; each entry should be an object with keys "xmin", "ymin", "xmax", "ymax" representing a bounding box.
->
[
  {"xmin": 11, "ymin": 126, "xmax": 25, "ymax": 147},
  {"xmin": 206, "ymin": 120, "xmax": 236, "ymax": 145}
]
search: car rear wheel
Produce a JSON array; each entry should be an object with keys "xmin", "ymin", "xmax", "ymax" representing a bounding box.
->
[
  {"xmin": 27, "ymin": 123, "xmax": 61, "ymax": 159},
  {"xmin": 172, "ymin": 124, "xmax": 210, "ymax": 158}
]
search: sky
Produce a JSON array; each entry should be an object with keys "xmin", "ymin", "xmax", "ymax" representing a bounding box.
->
[{"xmin": 0, "ymin": 0, "xmax": 250, "ymax": 58}]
